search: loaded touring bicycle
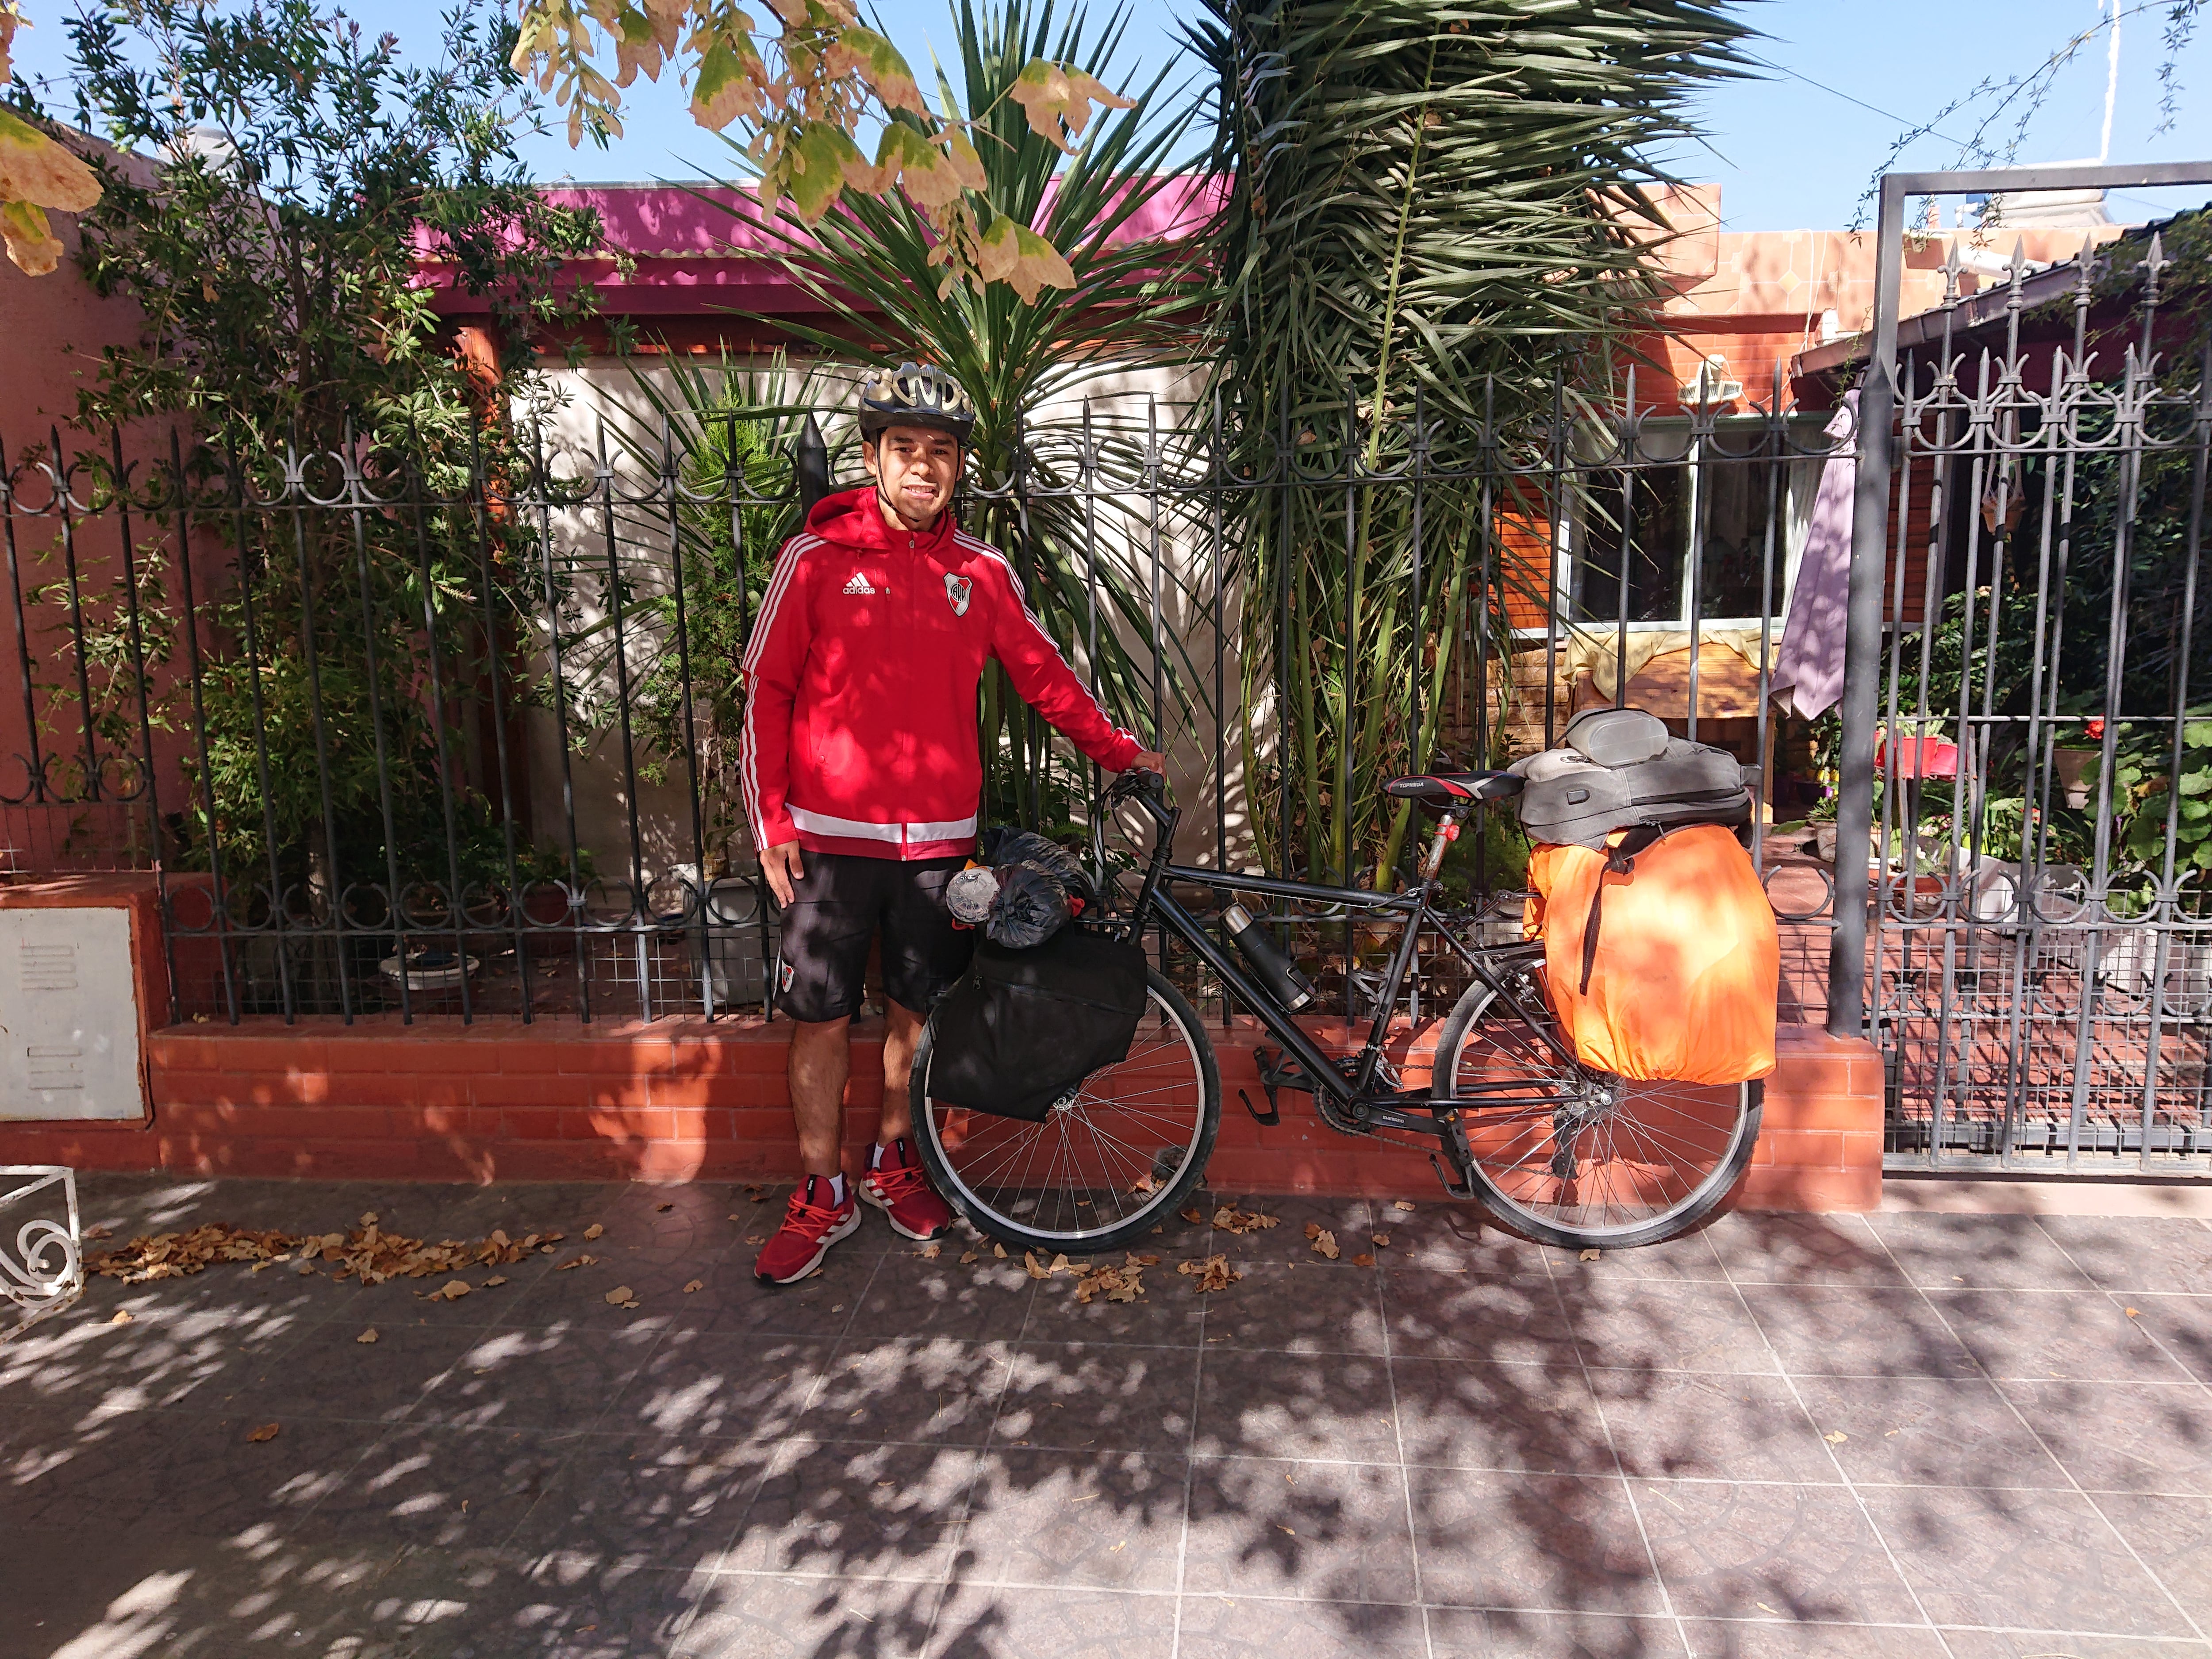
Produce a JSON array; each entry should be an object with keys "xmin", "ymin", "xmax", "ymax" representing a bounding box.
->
[{"xmin": 910, "ymin": 756, "xmax": 1768, "ymax": 1257}]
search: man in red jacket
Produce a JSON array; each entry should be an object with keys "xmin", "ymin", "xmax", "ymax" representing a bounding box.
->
[{"xmin": 741, "ymin": 362, "xmax": 1164, "ymax": 1283}]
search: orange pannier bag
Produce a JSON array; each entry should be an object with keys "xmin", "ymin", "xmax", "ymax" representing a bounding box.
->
[{"xmin": 1522, "ymin": 823, "xmax": 1779, "ymax": 1084}]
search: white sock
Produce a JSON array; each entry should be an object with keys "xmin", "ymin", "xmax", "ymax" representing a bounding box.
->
[
  {"xmin": 813, "ymin": 1172, "xmax": 847, "ymax": 1206},
  {"xmin": 870, "ymin": 1140, "xmax": 892, "ymax": 1171}
]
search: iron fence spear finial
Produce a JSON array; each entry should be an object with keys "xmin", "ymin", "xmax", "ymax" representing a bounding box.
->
[{"xmin": 795, "ymin": 413, "xmax": 829, "ymax": 517}]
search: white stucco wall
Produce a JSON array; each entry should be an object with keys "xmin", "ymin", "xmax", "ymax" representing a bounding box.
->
[{"xmin": 515, "ymin": 355, "xmax": 1260, "ymax": 884}]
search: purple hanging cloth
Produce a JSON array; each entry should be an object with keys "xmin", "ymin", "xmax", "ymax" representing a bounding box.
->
[{"xmin": 1772, "ymin": 390, "xmax": 1858, "ymax": 719}]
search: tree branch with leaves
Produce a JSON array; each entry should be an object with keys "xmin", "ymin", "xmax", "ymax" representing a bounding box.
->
[
  {"xmin": 509, "ymin": 0, "xmax": 1127, "ymax": 298},
  {"xmin": 0, "ymin": 0, "xmax": 100, "ymax": 273}
]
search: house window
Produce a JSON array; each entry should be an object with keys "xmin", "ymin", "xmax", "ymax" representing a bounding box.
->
[{"xmin": 1562, "ymin": 417, "xmax": 1832, "ymax": 629}]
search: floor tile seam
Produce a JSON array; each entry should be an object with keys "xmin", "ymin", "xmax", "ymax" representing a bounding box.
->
[
  {"xmin": 1862, "ymin": 1218, "xmax": 2212, "ymax": 1648},
  {"xmin": 1167, "ymin": 1288, "xmax": 1207, "ymax": 1659},
  {"xmin": 1374, "ymin": 1231, "xmax": 1434, "ymax": 1659},
  {"xmin": 1546, "ymin": 1226, "xmax": 1696, "ymax": 1659},
  {"xmin": 1711, "ymin": 1237, "xmax": 1959, "ymax": 1658},
  {"xmin": 937, "ymin": 1575, "xmax": 1432, "ymax": 1603},
  {"xmin": 781, "ymin": 1246, "xmax": 892, "ymax": 1424},
  {"xmin": 2085, "ymin": 1283, "xmax": 2212, "ymax": 1397},
  {"xmin": 923, "ymin": 1237, "xmax": 1038, "ymax": 1659}
]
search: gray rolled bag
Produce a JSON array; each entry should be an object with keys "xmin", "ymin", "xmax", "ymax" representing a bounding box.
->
[{"xmin": 1509, "ymin": 707, "xmax": 1753, "ymax": 850}]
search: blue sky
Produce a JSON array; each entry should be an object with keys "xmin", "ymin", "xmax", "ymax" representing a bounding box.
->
[{"xmin": 15, "ymin": 0, "xmax": 2212, "ymax": 231}]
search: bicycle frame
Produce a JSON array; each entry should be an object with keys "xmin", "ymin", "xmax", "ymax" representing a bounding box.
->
[{"xmin": 1103, "ymin": 780, "xmax": 1589, "ymax": 1154}]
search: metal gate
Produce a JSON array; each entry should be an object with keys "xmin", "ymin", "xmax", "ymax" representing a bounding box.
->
[{"xmin": 1841, "ymin": 162, "xmax": 2212, "ymax": 1172}]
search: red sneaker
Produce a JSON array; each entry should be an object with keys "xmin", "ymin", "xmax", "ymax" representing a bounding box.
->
[
  {"xmin": 753, "ymin": 1177, "xmax": 860, "ymax": 1284},
  {"xmin": 861, "ymin": 1138, "xmax": 954, "ymax": 1241}
]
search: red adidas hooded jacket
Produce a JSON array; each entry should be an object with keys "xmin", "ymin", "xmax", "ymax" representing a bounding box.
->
[{"xmin": 740, "ymin": 486, "xmax": 1144, "ymax": 860}]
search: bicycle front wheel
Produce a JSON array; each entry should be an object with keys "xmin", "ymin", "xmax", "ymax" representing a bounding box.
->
[
  {"xmin": 911, "ymin": 967, "xmax": 1221, "ymax": 1256},
  {"xmin": 1433, "ymin": 980, "xmax": 1763, "ymax": 1250}
]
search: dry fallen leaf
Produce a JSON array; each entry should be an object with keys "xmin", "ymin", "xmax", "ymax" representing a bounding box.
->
[
  {"xmin": 1049, "ymin": 1252, "xmax": 1071, "ymax": 1273},
  {"xmin": 1215, "ymin": 1206, "xmax": 1280, "ymax": 1235},
  {"xmin": 1371, "ymin": 1232, "xmax": 1390, "ymax": 1248},
  {"xmin": 745, "ymin": 1185, "xmax": 765, "ymax": 1202},
  {"xmin": 1073, "ymin": 1260, "xmax": 1146, "ymax": 1304},
  {"xmin": 920, "ymin": 1243, "xmax": 942, "ymax": 1260},
  {"xmin": 483, "ymin": 1275, "xmax": 508, "ymax": 1288},
  {"xmin": 555, "ymin": 1254, "xmax": 596, "ymax": 1271},
  {"xmin": 605, "ymin": 1286, "xmax": 634, "ymax": 1305},
  {"xmin": 440, "ymin": 1279, "xmax": 472, "ymax": 1300},
  {"xmin": 1178, "ymin": 1254, "xmax": 1240, "ymax": 1294},
  {"xmin": 1352, "ymin": 1252, "xmax": 1375, "ymax": 1267},
  {"xmin": 247, "ymin": 1422, "xmax": 280, "ymax": 1443},
  {"xmin": 1309, "ymin": 1228, "xmax": 1340, "ymax": 1260},
  {"xmin": 1393, "ymin": 1200, "xmax": 1416, "ymax": 1212},
  {"xmin": 356, "ymin": 1327, "xmax": 378, "ymax": 1344},
  {"xmin": 1579, "ymin": 1249, "xmax": 1601, "ymax": 1262},
  {"xmin": 959, "ymin": 1249, "xmax": 980, "ymax": 1265},
  {"xmin": 359, "ymin": 1212, "xmax": 378, "ymax": 1227},
  {"xmin": 1023, "ymin": 1252, "xmax": 1053, "ymax": 1281},
  {"xmin": 993, "ymin": 1244, "xmax": 1008, "ymax": 1259},
  {"xmin": 583, "ymin": 1224, "xmax": 605, "ymax": 1241},
  {"xmin": 2125, "ymin": 1306, "xmax": 2140, "ymax": 1317},
  {"xmin": 684, "ymin": 1279, "xmax": 704, "ymax": 1294},
  {"xmin": 655, "ymin": 1202, "xmax": 674, "ymax": 1213},
  {"xmin": 1180, "ymin": 1206, "xmax": 1206, "ymax": 1225},
  {"xmin": 108, "ymin": 1309, "xmax": 134, "ymax": 1325},
  {"xmin": 1824, "ymin": 1431, "xmax": 1848, "ymax": 1444}
]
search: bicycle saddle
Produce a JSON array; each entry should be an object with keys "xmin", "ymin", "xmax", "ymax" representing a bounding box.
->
[{"xmin": 1382, "ymin": 770, "xmax": 1525, "ymax": 806}]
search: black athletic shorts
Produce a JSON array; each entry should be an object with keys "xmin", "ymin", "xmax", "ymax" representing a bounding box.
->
[{"xmin": 772, "ymin": 852, "xmax": 973, "ymax": 1022}]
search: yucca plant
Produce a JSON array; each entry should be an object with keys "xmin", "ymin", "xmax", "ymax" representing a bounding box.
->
[
  {"xmin": 691, "ymin": 0, "xmax": 1223, "ymax": 831},
  {"xmin": 1188, "ymin": 0, "xmax": 1754, "ymax": 887}
]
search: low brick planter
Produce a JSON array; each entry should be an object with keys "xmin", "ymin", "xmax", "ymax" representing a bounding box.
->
[{"xmin": 0, "ymin": 1011, "xmax": 1880, "ymax": 1211}]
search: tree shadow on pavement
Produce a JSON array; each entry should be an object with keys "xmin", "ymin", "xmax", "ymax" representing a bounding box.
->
[{"xmin": 6, "ymin": 1177, "xmax": 2208, "ymax": 1659}]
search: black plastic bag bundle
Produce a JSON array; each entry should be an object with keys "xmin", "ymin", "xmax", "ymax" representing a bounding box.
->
[
  {"xmin": 976, "ymin": 828, "xmax": 1098, "ymax": 906},
  {"xmin": 945, "ymin": 828, "xmax": 1098, "ymax": 950}
]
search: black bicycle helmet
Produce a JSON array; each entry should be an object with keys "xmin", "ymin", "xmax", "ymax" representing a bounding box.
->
[{"xmin": 857, "ymin": 361, "xmax": 976, "ymax": 444}]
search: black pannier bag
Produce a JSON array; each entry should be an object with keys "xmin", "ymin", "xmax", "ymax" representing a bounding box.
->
[
  {"xmin": 1509, "ymin": 707, "xmax": 1753, "ymax": 850},
  {"xmin": 925, "ymin": 928, "xmax": 1150, "ymax": 1122}
]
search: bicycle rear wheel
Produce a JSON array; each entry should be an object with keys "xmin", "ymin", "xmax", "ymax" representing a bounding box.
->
[
  {"xmin": 1433, "ymin": 978, "xmax": 1762, "ymax": 1249},
  {"xmin": 911, "ymin": 967, "xmax": 1220, "ymax": 1256}
]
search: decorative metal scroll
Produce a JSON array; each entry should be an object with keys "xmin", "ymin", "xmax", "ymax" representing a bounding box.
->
[{"xmin": 1, "ymin": 1166, "xmax": 84, "ymax": 1331}]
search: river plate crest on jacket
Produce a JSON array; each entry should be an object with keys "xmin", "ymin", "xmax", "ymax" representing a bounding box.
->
[{"xmin": 945, "ymin": 574, "xmax": 972, "ymax": 617}]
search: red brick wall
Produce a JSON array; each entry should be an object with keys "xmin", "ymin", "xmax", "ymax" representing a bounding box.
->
[{"xmin": 0, "ymin": 1011, "xmax": 1882, "ymax": 1214}]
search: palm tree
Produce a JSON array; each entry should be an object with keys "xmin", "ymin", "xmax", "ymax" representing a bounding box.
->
[
  {"xmin": 1186, "ymin": 0, "xmax": 1754, "ymax": 886},
  {"xmin": 691, "ymin": 0, "xmax": 1223, "ymax": 833}
]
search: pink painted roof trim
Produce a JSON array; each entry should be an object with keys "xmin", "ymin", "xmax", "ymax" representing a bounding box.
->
[{"xmin": 419, "ymin": 176, "xmax": 1225, "ymax": 320}]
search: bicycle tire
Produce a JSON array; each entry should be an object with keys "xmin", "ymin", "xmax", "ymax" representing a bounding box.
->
[
  {"xmin": 1433, "ymin": 980, "xmax": 1763, "ymax": 1250},
  {"xmin": 911, "ymin": 966, "xmax": 1221, "ymax": 1256}
]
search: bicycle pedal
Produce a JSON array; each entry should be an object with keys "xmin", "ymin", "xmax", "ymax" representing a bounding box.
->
[{"xmin": 1239, "ymin": 1087, "xmax": 1282, "ymax": 1128}]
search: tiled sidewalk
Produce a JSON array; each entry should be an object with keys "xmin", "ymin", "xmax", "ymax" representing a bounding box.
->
[{"xmin": 5, "ymin": 1176, "xmax": 2212, "ymax": 1659}]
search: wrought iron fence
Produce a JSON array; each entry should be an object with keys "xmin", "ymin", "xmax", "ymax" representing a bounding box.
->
[
  {"xmin": 7, "ymin": 331, "xmax": 2203, "ymax": 1174},
  {"xmin": 1851, "ymin": 215, "xmax": 2212, "ymax": 1172},
  {"xmin": 2, "ymin": 384, "xmax": 1840, "ymax": 1033}
]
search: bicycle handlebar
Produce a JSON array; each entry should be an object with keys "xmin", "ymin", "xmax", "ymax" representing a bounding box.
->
[{"xmin": 1106, "ymin": 766, "xmax": 1173, "ymax": 825}]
